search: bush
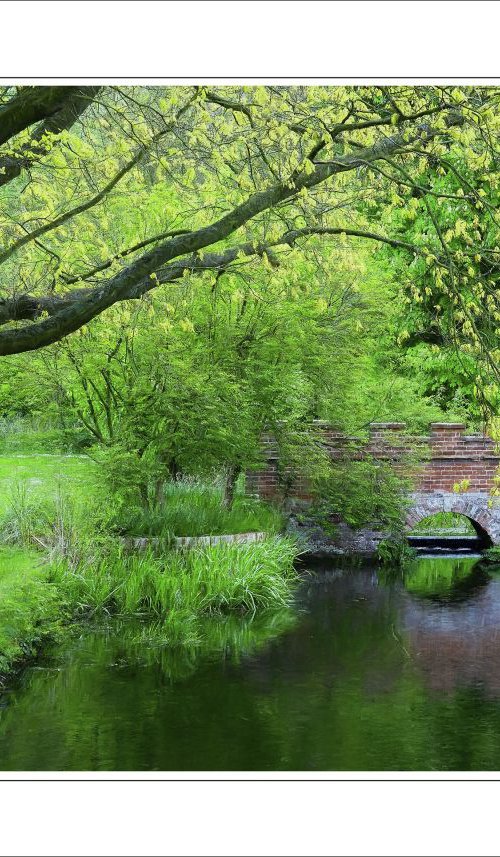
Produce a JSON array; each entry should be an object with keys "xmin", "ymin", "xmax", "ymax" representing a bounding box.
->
[
  {"xmin": 311, "ymin": 457, "xmax": 411, "ymax": 532},
  {"xmin": 480, "ymin": 546, "xmax": 500, "ymax": 565},
  {"xmin": 376, "ymin": 536, "xmax": 417, "ymax": 566}
]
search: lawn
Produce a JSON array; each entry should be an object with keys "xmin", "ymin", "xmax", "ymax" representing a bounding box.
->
[{"xmin": 0, "ymin": 453, "xmax": 98, "ymax": 515}]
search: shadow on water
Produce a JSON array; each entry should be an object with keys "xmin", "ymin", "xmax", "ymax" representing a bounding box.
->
[{"xmin": 4, "ymin": 557, "xmax": 500, "ymax": 770}]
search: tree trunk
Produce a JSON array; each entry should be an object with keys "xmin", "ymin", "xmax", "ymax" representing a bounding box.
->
[{"xmin": 222, "ymin": 465, "xmax": 241, "ymax": 510}]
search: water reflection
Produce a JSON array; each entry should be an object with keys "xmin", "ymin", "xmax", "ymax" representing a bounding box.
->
[
  {"xmin": 403, "ymin": 555, "xmax": 490, "ymax": 603},
  {"xmin": 400, "ymin": 557, "xmax": 500, "ymax": 697},
  {"xmin": 3, "ymin": 559, "xmax": 500, "ymax": 770}
]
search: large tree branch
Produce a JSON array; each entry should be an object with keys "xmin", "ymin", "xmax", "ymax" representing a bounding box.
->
[
  {"xmin": 0, "ymin": 86, "xmax": 84, "ymax": 146},
  {"xmin": 0, "ymin": 86, "xmax": 101, "ymax": 188},
  {"xmin": 0, "ymin": 226, "xmax": 420, "ymax": 330},
  {"xmin": 61, "ymin": 228, "xmax": 192, "ymax": 285},
  {"xmin": 0, "ymin": 110, "xmax": 459, "ymax": 355}
]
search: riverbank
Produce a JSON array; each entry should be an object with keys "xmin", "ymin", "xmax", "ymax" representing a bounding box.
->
[
  {"xmin": 5, "ymin": 554, "xmax": 500, "ymax": 772},
  {"xmin": 0, "ymin": 453, "xmax": 300, "ymax": 686},
  {"xmin": 0, "ymin": 547, "xmax": 65, "ymax": 685},
  {"xmin": 1, "ymin": 539, "xmax": 300, "ymax": 685}
]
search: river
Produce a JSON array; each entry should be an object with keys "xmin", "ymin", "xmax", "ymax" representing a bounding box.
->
[{"xmin": 2, "ymin": 555, "xmax": 500, "ymax": 771}]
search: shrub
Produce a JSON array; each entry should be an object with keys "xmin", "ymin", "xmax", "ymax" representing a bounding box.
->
[
  {"xmin": 311, "ymin": 457, "xmax": 412, "ymax": 532},
  {"xmin": 376, "ymin": 536, "xmax": 417, "ymax": 566},
  {"xmin": 481, "ymin": 546, "xmax": 500, "ymax": 565}
]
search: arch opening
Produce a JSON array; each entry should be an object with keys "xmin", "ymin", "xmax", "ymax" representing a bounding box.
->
[{"xmin": 407, "ymin": 511, "xmax": 492, "ymax": 553}]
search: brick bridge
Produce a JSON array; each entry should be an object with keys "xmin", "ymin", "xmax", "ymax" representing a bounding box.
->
[{"xmin": 247, "ymin": 422, "xmax": 500, "ymax": 551}]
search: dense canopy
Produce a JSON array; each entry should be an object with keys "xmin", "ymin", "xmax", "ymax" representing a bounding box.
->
[{"xmin": 0, "ymin": 84, "xmax": 498, "ymax": 374}]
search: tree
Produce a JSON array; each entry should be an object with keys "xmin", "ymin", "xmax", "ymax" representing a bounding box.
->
[
  {"xmin": 1, "ymin": 84, "xmax": 498, "ymax": 363},
  {"xmin": 19, "ymin": 238, "xmax": 371, "ymax": 507}
]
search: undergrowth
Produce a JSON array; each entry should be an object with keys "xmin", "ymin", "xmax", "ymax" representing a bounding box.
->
[{"xmin": 110, "ymin": 479, "xmax": 284, "ymax": 538}]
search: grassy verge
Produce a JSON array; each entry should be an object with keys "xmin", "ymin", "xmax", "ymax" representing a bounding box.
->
[
  {"xmin": 0, "ymin": 454, "xmax": 298, "ymax": 684},
  {"xmin": 0, "ymin": 547, "xmax": 64, "ymax": 685}
]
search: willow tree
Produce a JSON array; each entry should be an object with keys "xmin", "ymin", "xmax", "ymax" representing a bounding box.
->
[{"xmin": 0, "ymin": 83, "xmax": 499, "ymax": 376}]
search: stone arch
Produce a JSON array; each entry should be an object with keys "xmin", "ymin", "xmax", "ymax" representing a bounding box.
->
[{"xmin": 406, "ymin": 494, "xmax": 498, "ymax": 546}]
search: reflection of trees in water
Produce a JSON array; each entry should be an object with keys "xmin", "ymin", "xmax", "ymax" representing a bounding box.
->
[
  {"xmin": 5, "ymin": 565, "xmax": 500, "ymax": 770},
  {"xmin": 403, "ymin": 556, "xmax": 490, "ymax": 603}
]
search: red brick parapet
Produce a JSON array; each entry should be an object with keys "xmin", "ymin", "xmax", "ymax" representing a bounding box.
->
[{"xmin": 246, "ymin": 421, "xmax": 500, "ymax": 500}]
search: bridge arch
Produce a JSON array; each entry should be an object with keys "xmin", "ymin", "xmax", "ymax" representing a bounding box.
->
[{"xmin": 406, "ymin": 494, "xmax": 498, "ymax": 547}]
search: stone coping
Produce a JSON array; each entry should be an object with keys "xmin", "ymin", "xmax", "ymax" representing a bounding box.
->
[{"xmin": 121, "ymin": 531, "xmax": 268, "ymax": 550}]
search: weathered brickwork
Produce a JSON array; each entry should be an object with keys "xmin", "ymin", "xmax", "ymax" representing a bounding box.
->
[{"xmin": 247, "ymin": 421, "xmax": 500, "ymax": 548}]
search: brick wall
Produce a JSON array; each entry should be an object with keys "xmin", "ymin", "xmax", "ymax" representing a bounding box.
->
[{"xmin": 246, "ymin": 421, "xmax": 500, "ymax": 501}]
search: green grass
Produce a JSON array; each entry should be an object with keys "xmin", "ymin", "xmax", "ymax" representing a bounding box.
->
[
  {"xmin": 0, "ymin": 452, "xmax": 295, "ymax": 684},
  {"xmin": 411, "ymin": 512, "xmax": 475, "ymax": 535},
  {"xmin": 50, "ymin": 537, "xmax": 300, "ymax": 618},
  {"xmin": 112, "ymin": 480, "xmax": 284, "ymax": 538},
  {"xmin": 0, "ymin": 452, "xmax": 98, "ymax": 517},
  {"xmin": 0, "ymin": 418, "xmax": 90, "ymax": 454},
  {"xmin": 0, "ymin": 547, "xmax": 63, "ymax": 683}
]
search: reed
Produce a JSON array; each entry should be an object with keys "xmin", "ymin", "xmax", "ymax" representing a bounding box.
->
[{"xmin": 50, "ymin": 537, "xmax": 300, "ymax": 618}]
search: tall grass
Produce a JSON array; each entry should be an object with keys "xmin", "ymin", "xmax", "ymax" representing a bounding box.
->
[
  {"xmin": 49, "ymin": 537, "xmax": 300, "ymax": 618},
  {"xmin": 111, "ymin": 479, "xmax": 284, "ymax": 538},
  {"xmin": 0, "ymin": 479, "xmax": 111, "ymax": 567}
]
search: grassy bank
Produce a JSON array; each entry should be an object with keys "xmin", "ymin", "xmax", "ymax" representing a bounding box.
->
[
  {"xmin": 0, "ymin": 547, "xmax": 64, "ymax": 684},
  {"xmin": 0, "ymin": 453, "xmax": 298, "ymax": 684},
  {"xmin": 51, "ymin": 538, "xmax": 299, "ymax": 619}
]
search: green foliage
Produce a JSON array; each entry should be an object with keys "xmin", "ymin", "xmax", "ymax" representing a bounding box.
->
[
  {"xmin": 0, "ymin": 548, "xmax": 64, "ymax": 682},
  {"xmin": 411, "ymin": 512, "xmax": 475, "ymax": 535},
  {"xmin": 376, "ymin": 537, "xmax": 417, "ymax": 567},
  {"xmin": 311, "ymin": 458, "xmax": 411, "ymax": 531},
  {"xmin": 480, "ymin": 547, "xmax": 500, "ymax": 565},
  {"xmin": 0, "ymin": 418, "xmax": 90, "ymax": 454}
]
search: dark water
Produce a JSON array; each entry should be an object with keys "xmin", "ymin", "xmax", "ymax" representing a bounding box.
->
[{"xmin": 2, "ymin": 556, "xmax": 500, "ymax": 771}]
